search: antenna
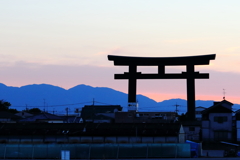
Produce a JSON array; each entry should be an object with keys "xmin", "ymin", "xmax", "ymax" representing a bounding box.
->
[
  {"xmin": 65, "ymin": 107, "xmax": 69, "ymax": 123},
  {"xmin": 65, "ymin": 107, "xmax": 69, "ymax": 116},
  {"xmin": 223, "ymin": 89, "xmax": 226, "ymax": 100},
  {"xmin": 25, "ymin": 104, "xmax": 28, "ymax": 111}
]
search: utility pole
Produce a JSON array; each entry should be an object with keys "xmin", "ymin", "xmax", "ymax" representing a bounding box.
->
[
  {"xmin": 52, "ymin": 108, "xmax": 56, "ymax": 115},
  {"xmin": 66, "ymin": 107, "xmax": 69, "ymax": 123},
  {"xmin": 25, "ymin": 104, "xmax": 28, "ymax": 111},
  {"xmin": 173, "ymin": 103, "xmax": 180, "ymax": 115},
  {"xmin": 173, "ymin": 103, "xmax": 181, "ymax": 122},
  {"xmin": 66, "ymin": 107, "xmax": 69, "ymax": 116},
  {"xmin": 43, "ymin": 99, "xmax": 46, "ymax": 112}
]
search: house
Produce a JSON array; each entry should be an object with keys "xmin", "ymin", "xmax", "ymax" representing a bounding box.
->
[
  {"xmin": 0, "ymin": 111, "xmax": 20, "ymax": 123},
  {"xmin": 201, "ymin": 100, "xmax": 233, "ymax": 142},
  {"xmin": 60, "ymin": 115, "xmax": 82, "ymax": 123},
  {"xmin": 195, "ymin": 106, "xmax": 206, "ymax": 121},
  {"xmin": 115, "ymin": 111, "xmax": 176, "ymax": 123},
  {"xmin": 19, "ymin": 112, "xmax": 64, "ymax": 123},
  {"xmin": 234, "ymin": 109, "xmax": 240, "ymax": 142},
  {"xmin": 81, "ymin": 105, "xmax": 122, "ymax": 123},
  {"xmin": 15, "ymin": 111, "xmax": 33, "ymax": 118}
]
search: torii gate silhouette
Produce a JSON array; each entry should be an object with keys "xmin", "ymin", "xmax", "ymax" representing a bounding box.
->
[{"xmin": 108, "ymin": 54, "xmax": 216, "ymax": 120}]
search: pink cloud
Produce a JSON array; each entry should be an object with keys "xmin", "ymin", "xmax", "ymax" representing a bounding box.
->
[
  {"xmin": 95, "ymin": 47, "xmax": 122, "ymax": 56},
  {"xmin": 162, "ymin": 38, "xmax": 202, "ymax": 44},
  {"xmin": 0, "ymin": 62, "xmax": 240, "ymax": 104}
]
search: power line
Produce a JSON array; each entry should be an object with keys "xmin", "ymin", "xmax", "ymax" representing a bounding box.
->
[
  {"xmin": 10, "ymin": 100, "xmax": 119, "ymax": 108},
  {"xmin": 11, "ymin": 101, "xmax": 93, "ymax": 108},
  {"xmin": 50, "ymin": 101, "xmax": 93, "ymax": 107}
]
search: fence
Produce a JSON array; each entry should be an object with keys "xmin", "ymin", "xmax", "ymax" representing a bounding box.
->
[{"xmin": 0, "ymin": 143, "xmax": 190, "ymax": 159}]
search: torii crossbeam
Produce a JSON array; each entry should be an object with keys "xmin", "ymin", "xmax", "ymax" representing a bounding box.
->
[{"xmin": 108, "ymin": 54, "xmax": 216, "ymax": 120}]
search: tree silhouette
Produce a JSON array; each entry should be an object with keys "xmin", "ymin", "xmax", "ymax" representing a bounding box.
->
[
  {"xmin": 0, "ymin": 100, "xmax": 11, "ymax": 111},
  {"xmin": 27, "ymin": 108, "xmax": 42, "ymax": 114},
  {"xmin": 178, "ymin": 113, "xmax": 186, "ymax": 121}
]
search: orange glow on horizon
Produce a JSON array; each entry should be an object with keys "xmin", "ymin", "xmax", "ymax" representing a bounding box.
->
[
  {"xmin": 140, "ymin": 92, "xmax": 186, "ymax": 102},
  {"xmin": 141, "ymin": 92, "xmax": 240, "ymax": 104}
]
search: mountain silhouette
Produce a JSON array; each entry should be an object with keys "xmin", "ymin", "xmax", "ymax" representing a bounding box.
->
[{"xmin": 0, "ymin": 83, "xmax": 239, "ymax": 114}]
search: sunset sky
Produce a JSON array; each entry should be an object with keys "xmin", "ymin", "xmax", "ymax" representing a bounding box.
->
[{"xmin": 1, "ymin": 1, "xmax": 240, "ymax": 103}]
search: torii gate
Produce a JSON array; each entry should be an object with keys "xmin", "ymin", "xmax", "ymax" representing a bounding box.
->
[{"xmin": 108, "ymin": 54, "xmax": 216, "ymax": 120}]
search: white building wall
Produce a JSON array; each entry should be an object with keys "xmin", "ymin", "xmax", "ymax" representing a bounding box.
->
[{"xmin": 237, "ymin": 121, "xmax": 240, "ymax": 142}]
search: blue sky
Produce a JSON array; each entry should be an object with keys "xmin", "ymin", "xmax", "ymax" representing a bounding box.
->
[{"xmin": 1, "ymin": 1, "xmax": 240, "ymax": 103}]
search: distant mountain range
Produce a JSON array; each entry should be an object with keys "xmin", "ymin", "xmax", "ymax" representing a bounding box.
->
[{"xmin": 0, "ymin": 83, "xmax": 239, "ymax": 114}]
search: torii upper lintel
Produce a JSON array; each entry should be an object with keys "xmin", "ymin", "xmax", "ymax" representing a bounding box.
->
[
  {"xmin": 108, "ymin": 54, "xmax": 216, "ymax": 66},
  {"xmin": 108, "ymin": 54, "xmax": 216, "ymax": 120}
]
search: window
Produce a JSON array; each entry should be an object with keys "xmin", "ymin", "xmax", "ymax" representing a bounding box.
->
[{"xmin": 214, "ymin": 116, "xmax": 228, "ymax": 123}]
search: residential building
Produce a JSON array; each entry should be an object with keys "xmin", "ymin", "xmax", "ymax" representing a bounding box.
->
[
  {"xmin": 15, "ymin": 111, "xmax": 33, "ymax": 118},
  {"xmin": 195, "ymin": 106, "xmax": 206, "ymax": 121},
  {"xmin": 0, "ymin": 111, "xmax": 20, "ymax": 123},
  {"xmin": 81, "ymin": 105, "xmax": 122, "ymax": 123},
  {"xmin": 234, "ymin": 109, "xmax": 240, "ymax": 142},
  {"xmin": 201, "ymin": 100, "xmax": 233, "ymax": 142},
  {"xmin": 19, "ymin": 112, "xmax": 64, "ymax": 123}
]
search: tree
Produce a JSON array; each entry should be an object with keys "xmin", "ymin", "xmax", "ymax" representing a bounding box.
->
[
  {"xmin": 178, "ymin": 113, "xmax": 186, "ymax": 121},
  {"xmin": 27, "ymin": 108, "xmax": 42, "ymax": 114},
  {"xmin": 8, "ymin": 108, "xmax": 19, "ymax": 114},
  {"xmin": 0, "ymin": 100, "xmax": 11, "ymax": 111}
]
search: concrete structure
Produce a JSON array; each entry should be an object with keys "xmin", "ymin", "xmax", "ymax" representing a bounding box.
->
[
  {"xmin": 182, "ymin": 121, "xmax": 201, "ymax": 142},
  {"xmin": 0, "ymin": 123, "xmax": 184, "ymax": 144},
  {"xmin": 115, "ymin": 111, "xmax": 176, "ymax": 123}
]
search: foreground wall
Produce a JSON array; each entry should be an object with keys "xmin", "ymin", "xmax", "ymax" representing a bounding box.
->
[
  {"xmin": 0, "ymin": 136, "xmax": 179, "ymax": 144},
  {"xmin": 0, "ymin": 143, "xmax": 190, "ymax": 159}
]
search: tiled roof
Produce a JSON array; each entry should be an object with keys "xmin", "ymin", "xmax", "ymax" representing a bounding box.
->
[
  {"xmin": 201, "ymin": 100, "xmax": 233, "ymax": 114},
  {"xmin": 15, "ymin": 112, "xmax": 33, "ymax": 117},
  {"xmin": 19, "ymin": 112, "xmax": 63, "ymax": 122}
]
